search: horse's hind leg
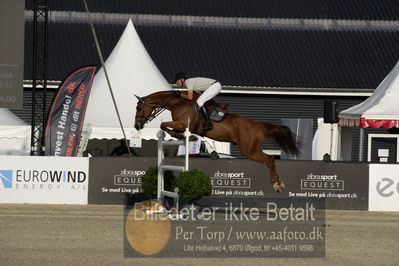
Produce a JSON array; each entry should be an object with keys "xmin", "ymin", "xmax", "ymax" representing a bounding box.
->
[{"xmin": 240, "ymin": 149, "xmax": 285, "ymax": 192}]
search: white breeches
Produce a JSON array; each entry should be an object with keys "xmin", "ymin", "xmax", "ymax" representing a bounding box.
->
[{"xmin": 196, "ymin": 82, "xmax": 222, "ymax": 107}]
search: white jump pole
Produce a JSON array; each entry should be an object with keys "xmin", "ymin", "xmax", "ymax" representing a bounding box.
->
[
  {"xmin": 157, "ymin": 123, "xmax": 191, "ymax": 202},
  {"xmin": 184, "ymin": 118, "xmax": 190, "ymax": 170}
]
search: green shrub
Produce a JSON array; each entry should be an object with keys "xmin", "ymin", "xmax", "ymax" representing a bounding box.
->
[
  {"xmin": 176, "ymin": 169, "xmax": 212, "ymax": 202},
  {"xmin": 141, "ymin": 166, "xmax": 176, "ymax": 198},
  {"xmin": 141, "ymin": 167, "xmax": 211, "ymax": 202}
]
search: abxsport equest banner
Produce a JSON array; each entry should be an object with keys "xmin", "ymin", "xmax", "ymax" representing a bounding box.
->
[
  {"xmin": 88, "ymin": 157, "xmax": 156, "ymax": 204},
  {"xmin": 276, "ymin": 160, "xmax": 369, "ymax": 210},
  {"xmin": 45, "ymin": 66, "xmax": 97, "ymax": 156}
]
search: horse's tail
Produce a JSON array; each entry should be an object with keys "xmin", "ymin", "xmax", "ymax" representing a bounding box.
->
[{"xmin": 261, "ymin": 122, "xmax": 300, "ymax": 156}]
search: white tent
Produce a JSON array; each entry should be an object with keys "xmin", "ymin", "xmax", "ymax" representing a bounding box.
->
[
  {"xmin": 84, "ymin": 19, "xmax": 172, "ymax": 140},
  {"xmin": 339, "ymin": 60, "xmax": 399, "ymax": 128},
  {"xmin": 83, "ymin": 19, "xmax": 230, "ymax": 154},
  {"xmin": 0, "ymin": 108, "xmax": 31, "ymax": 155},
  {"xmin": 338, "ymin": 59, "xmax": 399, "ymax": 161}
]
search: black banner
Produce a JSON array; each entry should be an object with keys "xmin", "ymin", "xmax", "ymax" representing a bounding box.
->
[
  {"xmin": 45, "ymin": 66, "xmax": 96, "ymax": 156},
  {"xmin": 88, "ymin": 157, "xmax": 368, "ymax": 210},
  {"xmin": 88, "ymin": 157, "xmax": 156, "ymax": 204},
  {"xmin": 275, "ymin": 160, "xmax": 369, "ymax": 210}
]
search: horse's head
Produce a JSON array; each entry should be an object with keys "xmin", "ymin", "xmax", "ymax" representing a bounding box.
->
[
  {"xmin": 134, "ymin": 94, "xmax": 155, "ymax": 130},
  {"xmin": 134, "ymin": 91, "xmax": 183, "ymax": 130}
]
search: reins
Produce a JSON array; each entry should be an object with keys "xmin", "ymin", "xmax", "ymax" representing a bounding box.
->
[
  {"xmin": 137, "ymin": 92, "xmax": 179, "ymax": 126},
  {"xmin": 144, "ymin": 107, "xmax": 165, "ymax": 124}
]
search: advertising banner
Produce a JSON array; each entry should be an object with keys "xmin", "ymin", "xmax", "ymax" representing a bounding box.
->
[
  {"xmin": 276, "ymin": 161, "xmax": 369, "ymax": 210},
  {"xmin": 45, "ymin": 66, "xmax": 96, "ymax": 156},
  {"xmin": 88, "ymin": 157, "xmax": 367, "ymax": 209},
  {"xmin": 369, "ymin": 164, "xmax": 399, "ymax": 211},
  {"xmin": 0, "ymin": 156, "xmax": 89, "ymax": 204},
  {"xmin": 192, "ymin": 159, "xmax": 268, "ymax": 199},
  {"xmin": 89, "ymin": 158, "xmax": 271, "ymax": 205},
  {"xmin": 88, "ymin": 157, "xmax": 156, "ymax": 204}
]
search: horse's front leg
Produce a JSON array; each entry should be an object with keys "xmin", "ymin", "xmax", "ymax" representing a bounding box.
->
[{"xmin": 160, "ymin": 121, "xmax": 186, "ymax": 139}]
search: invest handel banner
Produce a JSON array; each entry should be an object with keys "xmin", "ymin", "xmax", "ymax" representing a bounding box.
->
[{"xmin": 45, "ymin": 66, "xmax": 96, "ymax": 156}]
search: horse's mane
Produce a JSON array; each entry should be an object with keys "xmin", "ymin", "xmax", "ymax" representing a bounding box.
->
[{"xmin": 144, "ymin": 90, "xmax": 199, "ymax": 104}]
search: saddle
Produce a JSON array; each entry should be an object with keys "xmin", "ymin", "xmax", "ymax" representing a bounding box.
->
[{"xmin": 205, "ymin": 100, "xmax": 229, "ymax": 122}]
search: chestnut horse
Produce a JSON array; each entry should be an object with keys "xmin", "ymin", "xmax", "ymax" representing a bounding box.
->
[{"xmin": 134, "ymin": 91, "xmax": 299, "ymax": 192}]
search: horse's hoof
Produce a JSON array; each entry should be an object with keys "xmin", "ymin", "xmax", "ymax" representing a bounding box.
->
[{"xmin": 272, "ymin": 181, "xmax": 286, "ymax": 193}]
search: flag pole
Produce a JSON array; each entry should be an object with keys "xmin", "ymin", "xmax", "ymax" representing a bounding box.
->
[{"xmin": 82, "ymin": 0, "xmax": 131, "ymax": 155}]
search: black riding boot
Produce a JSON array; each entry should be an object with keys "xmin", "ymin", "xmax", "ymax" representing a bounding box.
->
[{"xmin": 200, "ymin": 106, "xmax": 213, "ymax": 131}]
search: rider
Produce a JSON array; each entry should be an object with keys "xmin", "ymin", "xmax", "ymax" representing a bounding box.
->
[{"xmin": 174, "ymin": 72, "xmax": 222, "ymax": 131}]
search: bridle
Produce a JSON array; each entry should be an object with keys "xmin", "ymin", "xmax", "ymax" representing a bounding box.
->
[
  {"xmin": 135, "ymin": 92, "xmax": 178, "ymax": 126},
  {"xmin": 135, "ymin": 98, "xmax": 165, "ymax": 125}
]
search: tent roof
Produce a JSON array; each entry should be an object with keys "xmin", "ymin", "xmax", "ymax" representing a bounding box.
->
[
  {"xmin": 0, "ymin": 108, "xmax": 29, "ymax": 126},
  {"xmin": 0, "ymin": 108, "xmax": 31, "ymax": 139},
  {"xmin": 339, "ymin": 60, "xmax": 399, "ymax": 128},
  {"xmin": 83, "ymin": 19, "xmax": 172, "ymax": 139}
]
